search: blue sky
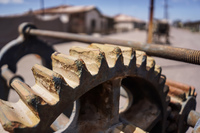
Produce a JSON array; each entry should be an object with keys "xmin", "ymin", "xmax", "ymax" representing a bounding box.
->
[{"xmin": 0, "ymin": 0, "xmax": 199, "ymax": 22}]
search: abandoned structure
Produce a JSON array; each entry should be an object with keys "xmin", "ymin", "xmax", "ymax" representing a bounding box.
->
[
  {"xmin": 32, "ymin": 5, "xmax": 114, "ymax": 34},
  {"xmin": 0, "ymin": 5, "xmax": 115, "ymax": 47},
  {"xmin": 114, "ymin": 14, "xmax": 146, "ymax": 32},
  {"xmin": 184, "ymin": 21, "xmax": 200, "ymax": 32},
  {"xmin": 172, "ymin": 20, "xmax": 183, "ymax": 28}
]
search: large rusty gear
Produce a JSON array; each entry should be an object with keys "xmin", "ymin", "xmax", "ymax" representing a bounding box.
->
[{"xmin": 0, "ymin": 44, "xmax": 170, "ymax": 133}]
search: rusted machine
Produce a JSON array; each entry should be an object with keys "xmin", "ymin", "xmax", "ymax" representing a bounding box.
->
[{"xmin": 0, "ymin": 23, "xmax": 200, "ymax": 133}]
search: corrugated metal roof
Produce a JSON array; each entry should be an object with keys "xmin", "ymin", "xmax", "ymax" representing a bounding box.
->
[
  {"xmin": 114, "ymin": 14, "xmax": 145, "ymax": 23},
  {"xmin": 33, "ymin": 5, "xmax": 96, "ymax": 14}
]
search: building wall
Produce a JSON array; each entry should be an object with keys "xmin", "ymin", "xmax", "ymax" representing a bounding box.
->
[
  {"xmin": 184, "ymin": 23, "xmax": 200, "ymax": 32},
  {"xmin": 101, "ymin": 17, "xmax": 107, "ymax": 32},
  {"xmin": 114, "ymin": 22, "xmax": 134, "ymax": 32},
  {"xmin": 34, "ymin": 15, "xmax": 67, "ymax": 32},
  {"xmin": 69, "ymin": 13, "xmax": 85, "ymax": 33},
  {"xmin": 0, "ymin": 15, "xmax": 33, "ymax": 48},
  {"xmin": 0, "ymin": 14, "xmax": 68, "ymax": 48},
  {"xmin": 34, "ymin": 15, "xmax": 68, "ymax": 43},
  {"xmin": 85, "ymin": 10, "xmax": 102, "ymax": 34}
]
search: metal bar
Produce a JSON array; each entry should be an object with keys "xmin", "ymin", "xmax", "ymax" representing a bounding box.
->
[
  {"xmin": 26, "ymin": 28, "xmax": 200, "ymax": 65},
  {"xmin": 1, "ymin": 67, "xmax": 24, "ymax": 87}
]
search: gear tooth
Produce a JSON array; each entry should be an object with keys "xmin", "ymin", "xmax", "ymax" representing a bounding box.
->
[
  {"xmin": 0, "ymin": 100, "xmax": 39, "ymax": 132},
  {"xmin": 128, "ymin": 50, "xmax": 136, "ymax": 69},
  {"xmin": 88, "ymin": 43, "xmax": 101, "ymax": 49},
  {"xmin": 164, "ymin": 85, "xmax": 169, "ymax": 95},
  {"xmin": 136, "ymin": 53, "xmax": 148, "ymax": 77},
  {"xmin": 167, "ymin": 106, "xmax": 172, "ymax": 117},
  {"xmin": 190, "ymin": 87, "xmax": 197, "ymax": 97},
  {"xmin": 89, "ymin": 43, "xmax": 123, "ymax": 67},
  {"xmin": 11, "ymin": 80, "xmax": 40, "ymax": 114},
  {"xmin": 52, "ymin": 52, "xmax": 91, "ymax": 88},
  {"xmin": 69, "ymin": 46, "xmax": 105, "ymax": 75},
  {"xmin": 159, "ymin": 75, "xmax": 166, "ymax": 88},
  {"xmin": 135, "ymin": 50, "xmax": 146, "ymax": 66},
  {"xmin": 192, "ymin": 88, "xmax": 196, "ymax": 96},
  {"xmin": 141, "ymin": 54, "xmax": 147, "ymax": 68},
  {"xmin": 114, "ymin": 53, "xmax": 124, "ymax": 70},
  {"xmin": 97, "ymin": 56, "xmax": 110, "ymax": 76},
  {"xmin": 0, "ymin": 100, "xmax": 15, "ymax": 132},
  {"xmin": 146, "ymin": 56, "xmax": 155, "ymax": 71},
  {"xmin": 32, "ymin": 64, "xmax": 62, "ymax": 105},
  {"xmin": 105, "ymin": 44, "xmax": 134, "ymax": 66},
  {"xmin": 166, "ymin": 96, "xmax": 171, "ymax": 105},
  {"xmin": 154, "ymin": 65, "xmax": 162, "ymax": 81},
  {"xmin": 188, "ymin": 87, "xmax": 191, "ymax": 96}
]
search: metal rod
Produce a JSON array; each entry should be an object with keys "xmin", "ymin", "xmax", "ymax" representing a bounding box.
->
[
  {"xmin": 187, "ymin": 110, "xmax": 200, "ymax": 127},
  {"xmin": 26, "ymin": 28, "xmax": 200, "ymax": 65},
  {"xmin": 1, "ymin": 67, "xmax": 24, "ymax": 87}
]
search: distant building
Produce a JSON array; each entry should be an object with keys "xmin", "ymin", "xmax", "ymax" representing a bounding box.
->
[
  {"xmin": 184, "ymin": 21, "xmax": 200, "ymax": 32},
  {"xmin": 32, "ymin": 5, "xmax": 114, "ymax": 34},
  {"xmin": 114, "ymin": 14, "xmax": 146, "ymax": 32},
  {"xmin": 0, "ymin": 5, "xmax": 115, "ymax": 47},
  {"xmin": 172, "ymin": 20, "xmax": 183, "ymax": 28}
]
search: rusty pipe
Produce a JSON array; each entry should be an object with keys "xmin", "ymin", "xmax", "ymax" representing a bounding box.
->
[
  {"xmin": 24, "ymin": 27, "xmax": 200, "ymax": 65},
  {"xmin": 166, "ymin": 79, "xmax": 197, "ymax": 96}
]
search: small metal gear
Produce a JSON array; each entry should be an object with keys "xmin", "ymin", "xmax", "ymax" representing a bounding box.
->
[
  {"xmin": 0, "ymin": 44, "xmax": 170, "ymax": 133},
  {"xmin": 166, "ymin": 79, "xmax": 197, "ymax": 133}
]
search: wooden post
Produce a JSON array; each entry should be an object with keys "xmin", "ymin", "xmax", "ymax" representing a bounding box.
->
[{"xmin": 147, "ymin": 0, "xmax": 154, "ymax": 44}]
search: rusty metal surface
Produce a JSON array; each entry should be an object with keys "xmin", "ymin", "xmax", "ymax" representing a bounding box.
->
[
  {"xmin": 166, "ymin": 79, "xmax": 197, "ymax": 133},
  {"xmin": 166, "ymin": 79, "xmax": 197, "ymax": 103},
  {"xmin": 0, "ymin": 23, "xmax": 199, "ymax": 133},
  {"xmin": 166, "ymin": 79, "xmax": 196, "ymax": 96},
  {"xmin": 187, "ymin": 110, "xmax": 200, "ymax": 127},
  {"xmin": 19, "ymin": 23, "xmax": 200, "ymax": 65},
  {"xmin": 0, "ymin": 43, "xmax": 169, "ymax": 132}
]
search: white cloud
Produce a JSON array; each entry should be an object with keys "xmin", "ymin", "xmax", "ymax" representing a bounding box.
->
[
  {"xmin": 0, "ymin": 0, "xmax": 24, "ymax": 4},
  {"xmin": 0, "ymin": 0, "xmax": 9, "ymax": 4},
  {"xmin": 12, "ymin": 0, "xmax": 23, "ymax": 3}
]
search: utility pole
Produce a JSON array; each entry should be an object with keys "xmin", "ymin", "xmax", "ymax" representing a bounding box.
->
[
  {"xmin": 41, "ymin": 0, "xmax": 45, "ymax": 15},
  {"xmin": 147, "ymin": 0, "xmax": 154, "ymax": 44},
  {"xmin": 164, "ymin": 0, "xmax": 168, "ymax": 20}
]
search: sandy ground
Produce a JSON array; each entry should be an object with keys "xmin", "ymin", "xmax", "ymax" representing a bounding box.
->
[{"xmin": 7, "ymin": 27, "xmax": 200, "ymax": 132}]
